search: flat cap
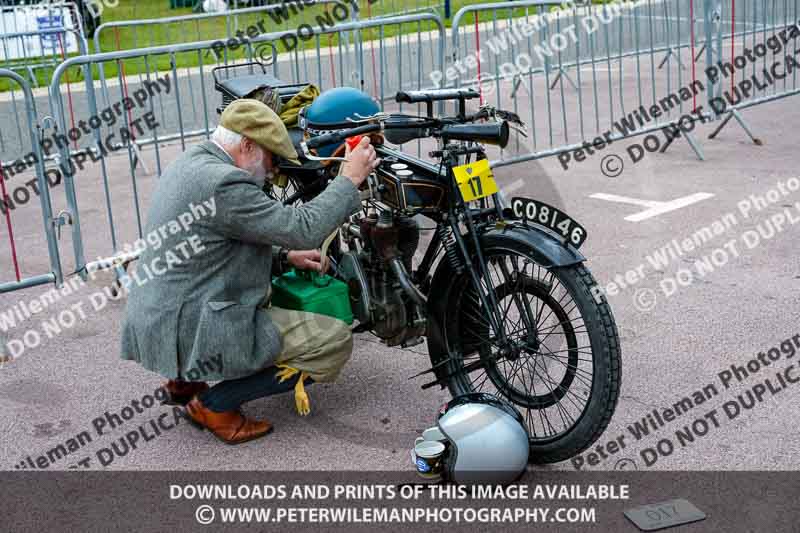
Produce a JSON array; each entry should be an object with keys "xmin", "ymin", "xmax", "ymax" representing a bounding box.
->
[{"xmin": 220, "ymin": 99, "xmax": 301, "ymax": 166}]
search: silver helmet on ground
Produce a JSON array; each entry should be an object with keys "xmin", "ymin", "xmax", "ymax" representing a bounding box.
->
[{"xmin": 436, "ymin": 393, "xmax": 530, "ymax": 484}]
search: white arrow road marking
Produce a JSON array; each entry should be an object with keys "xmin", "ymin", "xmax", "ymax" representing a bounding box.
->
[{"xmin": 589, "ymin": 192, "xmax": 715, "ymax": 221}]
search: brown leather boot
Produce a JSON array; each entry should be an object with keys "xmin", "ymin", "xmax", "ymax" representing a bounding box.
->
[
  {"xmin": 186, "ymin": 396, "xmax": 273, "ymax": 445},
  {"xmin": 162, "ymin": 380, "xmax": 209, "ymax": 406}
]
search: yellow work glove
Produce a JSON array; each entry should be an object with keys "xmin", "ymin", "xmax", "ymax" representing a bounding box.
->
[{"xmin": 276, "ymin": 364, "xmax": 311, "ymax": 416}]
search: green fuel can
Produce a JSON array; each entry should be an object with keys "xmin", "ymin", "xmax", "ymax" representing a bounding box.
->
[{"xmin": 271, "ymin": 269, "xmax": 354, "ymax": 325}]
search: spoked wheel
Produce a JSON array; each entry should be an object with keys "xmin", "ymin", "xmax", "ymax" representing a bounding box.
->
[
  {"xmin": 264, "ymin": 176, "xmax": 304, "ymax": 205},
  {"xmin": 439, "ymin": 241, "xmax": 621, "ymax": 464}
]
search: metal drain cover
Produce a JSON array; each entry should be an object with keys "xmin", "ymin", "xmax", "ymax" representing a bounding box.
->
[{"xmin": 624, "ymin": 499, "xmax": 706, "ymax": 531}]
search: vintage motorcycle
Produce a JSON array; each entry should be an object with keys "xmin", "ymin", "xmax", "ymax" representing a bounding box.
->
[{"xmin": 229, "ymin": 79, "xmax": 621, "ymax": 463}]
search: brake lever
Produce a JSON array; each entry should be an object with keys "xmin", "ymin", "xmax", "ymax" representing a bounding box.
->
[
  {"xmin": 298, "ymin": 142, "xmax": 350, "ymax": 162},
  {"xmin": 475, "ymin": 105, "xmax": 528, "ymax": 139},
  {"xmin": 299, "ymin": 128, "xmax": 376, "ymax": 163},
  {"xmin": 497, "ymin": 110, "xmax": 525, "ymax": 128},
  {"xmin": 479, "ymin": 104, "xmax": 526, "ymax": 128},
  {"xmin": 303, "ymin": 135, "xmax": 363, "ymax": 164}
]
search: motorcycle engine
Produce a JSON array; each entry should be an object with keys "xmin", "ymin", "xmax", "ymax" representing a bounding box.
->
[{"xmin": 353, "ymin": 211, "xmax": 425, "ymax": 347}]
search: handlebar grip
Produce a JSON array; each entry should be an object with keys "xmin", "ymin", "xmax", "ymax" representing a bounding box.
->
[{"xmin": 440, "ymin": 121, "xmax": 510, "ymax": 148}]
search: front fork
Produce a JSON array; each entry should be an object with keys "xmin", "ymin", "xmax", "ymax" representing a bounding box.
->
[
  {"xmin": 447, "ymin": 199, "xmax": 540, "ymax": 362},
  {"xmin": 447, "ymin": 205, "xmax": 514, "ymax": 349}
]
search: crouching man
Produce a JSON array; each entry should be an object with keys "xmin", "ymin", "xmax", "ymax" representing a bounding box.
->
[{"xmin": 120, "ymin": 99, "xmax": 379, "ymax": 444}]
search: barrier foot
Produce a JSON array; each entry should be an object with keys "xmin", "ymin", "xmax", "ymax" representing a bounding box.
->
[
  {"xmin": 510, "ymin": 74, "xmax": 528, "ymax": 98},
  {"xmin": 26, "ymin": 66, "xmax": 37, "ymax": 87},
  {"xmin": 683, "ymin": 130, "xmax": 705, "ymax": 160},
  {"xmin": 731, "ymin": 109, "xmax": 763, "ymax": 145},
  {"xmin": 131, "ymin": 143, "xmax": 151, "ymax": 175},
  {"xmin": 694, "ymin": 43, "xmax": 706, "ymax": 61},
  {"xmin": 708, "ymin": 110, "xmax": 762, "ymax": 145},
  {"xmin": 548, "ymin": 67, "xmax": 577, "ymax": 91},
  {"xmin": 658, "ymin": 48, "xmax": 686, "ymax": 70},
  {"xmin": 660, "ymin": 129, "xmax": 705, "ymax": 161}
]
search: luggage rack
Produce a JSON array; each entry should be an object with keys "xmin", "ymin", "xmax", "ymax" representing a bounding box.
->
[{"xmin": 212, "ymin": 61, "xmax": 307, "ymax": 114}]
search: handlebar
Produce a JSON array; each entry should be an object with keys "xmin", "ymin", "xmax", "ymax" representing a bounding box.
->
[
  {"xmin": 395, "ymin": 88, "xmax": 481, "ymax": 104},
  {"xmin": 303, "ymin": 123, "xmax": 382, "ymax": 149},
  {"xmin": 302, "ymin": 115, "xmax": 509, "ymax": 152}
]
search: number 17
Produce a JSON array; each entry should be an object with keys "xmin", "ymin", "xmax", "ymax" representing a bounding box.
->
[{"xmin": 468, "ymin": 176, "xmax": 483, "ymax": 197}]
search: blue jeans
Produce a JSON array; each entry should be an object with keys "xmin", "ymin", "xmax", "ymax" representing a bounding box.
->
[{"xmin": 200, "ymin": 365, "xmax": 314, "ymax": 412}]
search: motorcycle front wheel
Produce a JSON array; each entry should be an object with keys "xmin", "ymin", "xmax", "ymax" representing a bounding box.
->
[
  {"xmin": 264, "ymin": 176, "xmax": 303, "ymax": 204},
  {"xmin": 435, "ymin": 239, "xmax": 621, "ymax": 464}
]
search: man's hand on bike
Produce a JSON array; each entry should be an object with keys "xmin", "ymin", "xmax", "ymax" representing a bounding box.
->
[{"xmin": 341, "ymin": 136, "xmax": 380, "ymax": 188}]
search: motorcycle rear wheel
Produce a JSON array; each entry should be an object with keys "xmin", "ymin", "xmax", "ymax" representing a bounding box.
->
[{"xmin": 435, "ymin": 240, "xmax": 621, "ymax": 464}]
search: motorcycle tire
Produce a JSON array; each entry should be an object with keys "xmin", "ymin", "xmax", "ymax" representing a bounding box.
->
[{"xmin": 432, "ymin": 237, "xmax": 621, "ymax": 464}]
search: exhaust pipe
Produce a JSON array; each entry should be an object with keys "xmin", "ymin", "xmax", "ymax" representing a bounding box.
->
[{"xmin": 389, "ymin": 258, "xmax": 427, "ymax": 311}]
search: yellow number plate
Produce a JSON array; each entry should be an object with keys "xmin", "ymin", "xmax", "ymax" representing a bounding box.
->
[{"xmin": 453, "ymin": 159, "xmax": 499, "ymax": 202}]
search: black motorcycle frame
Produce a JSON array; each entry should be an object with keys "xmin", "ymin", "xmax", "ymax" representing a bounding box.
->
[{"xmin": 277, "ymin": 107, "xmax": 587, "ymax": 390}]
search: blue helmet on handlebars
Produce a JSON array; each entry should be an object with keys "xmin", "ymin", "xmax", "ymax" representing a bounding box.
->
[{"xmin": 299, "ymin": 87, "xmax": 380, "ymax": 157}]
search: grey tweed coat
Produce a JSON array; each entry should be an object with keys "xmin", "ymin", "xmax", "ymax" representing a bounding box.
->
[{"xmin": 120, "ymin": 141, "xmax": 361, "ymax": 381}]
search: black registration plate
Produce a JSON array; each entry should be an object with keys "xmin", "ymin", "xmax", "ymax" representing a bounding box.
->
[{"xmin": 509, "ymin": 197, "xmax": 588, "ymax": 248}]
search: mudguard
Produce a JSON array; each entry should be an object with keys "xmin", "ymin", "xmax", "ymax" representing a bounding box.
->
[
  {"xmin": 481, "ymin": 223, "xmax": 586, "ymax": 267},
  {"xmin": 424, "ymin": 222, "xmax": 585, "ymax": 389}
]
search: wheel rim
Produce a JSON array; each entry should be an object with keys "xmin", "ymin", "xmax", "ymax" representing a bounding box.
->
[{"xmin": 445, "ymin": 249, "xmax": 595, "ymax": 445}]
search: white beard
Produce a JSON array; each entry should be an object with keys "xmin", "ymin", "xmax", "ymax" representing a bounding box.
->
[{"xmin": 243, "ymin": 151, "xmax": 267, "ymax": 183}]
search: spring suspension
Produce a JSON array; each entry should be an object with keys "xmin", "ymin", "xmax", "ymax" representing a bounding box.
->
[{"xmin": 438, "ymin": 225, "xmax": 464, "ymax": 275}]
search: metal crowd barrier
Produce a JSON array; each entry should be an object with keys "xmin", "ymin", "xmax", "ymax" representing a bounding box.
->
[
  {"xmin": 450, "ymin": 0, "xmax": 713, "ymax": 167},
  {"xmin": 368, "ymin": 0, "xmax": 449, "ymax": 18},
  {"xmin": 449, "ymin": 0, "xmax": 800, "ymax": 167},
  {"xmin": 90, "ymin": 1, "xmax": 356, "ymax": 149},
  {"xmin": 92, "ymin": 0, "xmax": 450, "ymax": 54},
  {"xmin": 0, "ymin": 1, "xmax": 85, "ymax": 36},
  {"xmin": 0, "ymin": 27, "xmax": 82, "ymax": 86},
  {"xmin": 46, "ymin": 12, "xmax": 445, "ymax": 287},
  {"xmin": 85, "ymin": 10, "xmax": 445, "ymax": 156},
  {"xmin": 0, "ymin": 69, "xmax": 63, "ymax": 294},
  {"xmin": 702, "ymin": 0, "xmax": 800, "ymax": 143},
  {"xmin": 0, "ymin": 2, "xmax": 89, "ymax": 164},
  {"xmin": 89, "ymin": 1, "xmax": 445, "ymax": 157},
  {"xmin": 0, "ymin": 28, "xmax": 88, "ymax": 181},
  {"xmin": 0, "ymin": 0, "xmax": 87, "ymax": 80},
  {"xmin": 2, "ymin": 0, "xmax": 800, "ymax": 296},
  {"xmin": 92, "ymin": 1, "xmax": 351, "ymax": 54}
]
